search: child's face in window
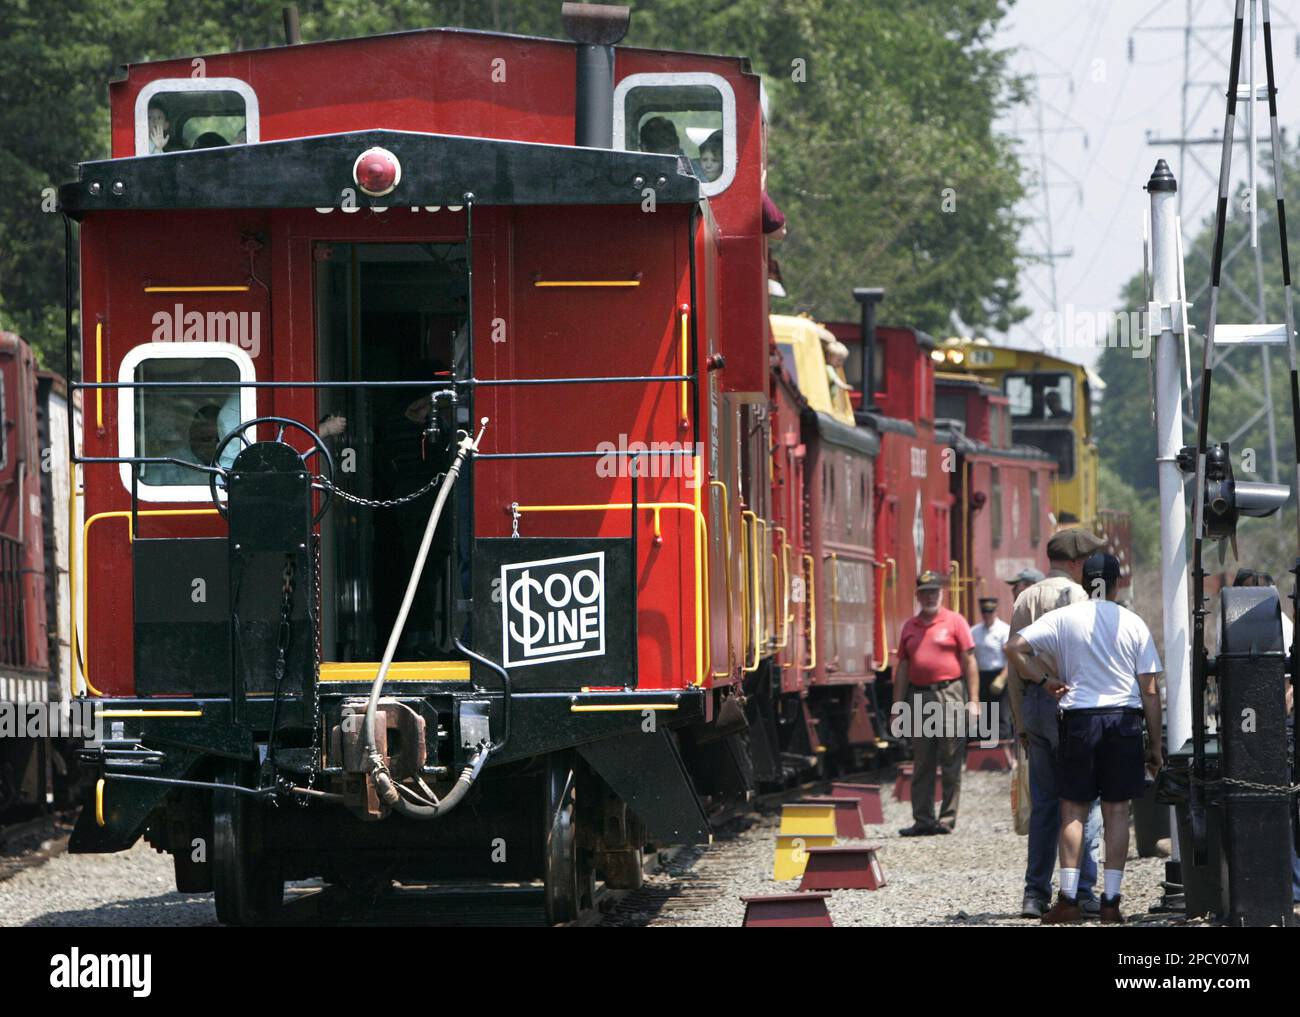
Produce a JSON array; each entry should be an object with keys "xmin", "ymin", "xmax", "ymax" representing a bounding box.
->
[{"xmin": 699, "ymin": 147, "xmax": 722, "ymax": 181}]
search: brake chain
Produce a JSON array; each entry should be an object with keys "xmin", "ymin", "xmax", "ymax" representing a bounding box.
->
[
  {"xmin": 305, "ymin": 533, "xmax": 322, "ymax": 796},
  {"xmin": 1189, "ymin": 772, "xmax": 1300, "ymax": 795},
  {"xmin": 313, "ymin": 471, "xmax": 446, "ymax": 509}
]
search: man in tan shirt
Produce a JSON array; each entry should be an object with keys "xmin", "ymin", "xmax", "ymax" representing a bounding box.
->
[{"xmin": 1008, "ymin": 528, "xmax": 1104, "ymax": 919}]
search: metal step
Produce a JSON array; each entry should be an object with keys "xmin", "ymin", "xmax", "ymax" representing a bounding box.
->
[{"xmin": 1211, "ymin": 323, "xmax": 1290, "ymax": 346}]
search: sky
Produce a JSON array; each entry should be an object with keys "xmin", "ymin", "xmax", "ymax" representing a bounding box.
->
[{"xmin": 994, "ymin": 0, "xmax": 1300, "ymax": 364}]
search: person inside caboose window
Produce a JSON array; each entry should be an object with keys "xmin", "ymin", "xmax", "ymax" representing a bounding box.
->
[
  {"xmin": 638, "ymin": 115, "xmax": 681, "ymax": 156},
  {"xmin": 140, "ymin": 88, "xmax": 248, "ymax": 156},
  {"xmin": 147, "ymin": 104, "xmax": 173, "ymax": 154},
  {"xmin": 135, "ymin": 357, "xmax": 242, "ymax": 486},
  {"xmin": 138, "ymin": 400, "xmax": 238, "ymax": 485},
  {"xmin": 698, "ymin": 130, "xmax": 723, "ymax": 181}
]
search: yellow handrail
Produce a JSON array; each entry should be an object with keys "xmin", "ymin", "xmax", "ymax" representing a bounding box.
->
[
  {"xmin": 512, "ymin": 501, "xmax": 710, "ymax": 685},
  {"xmin": 741, "ymin": 510, "xmax": 761, "ymax": 673},
  {"xmin": 774, "ymin": 526, "xmax": 792, "ymax": 649},
  {"xmin": 533, "ymin": 279, "xmax": 641, "ymax": 288},
  {"xmin": 949, "ymin": 558, "xmax": 963, "ymax": 616},
  {"xmin": 68, "ymin": 459, "xmax": 81, "ymax": 695},
  {"xmin": 872, "ymin": 558, "xmax": 893, "ymax": 671},
  {"xmin": 79, "ymin": 508, "xmax": 221, "ymax": 695},
  {"xmin": 757, "ymin": 518, "xmax": 775, "ymax": 645},
  {"xmin": 679, "ymin": 306, "xmax": 690, "ymax": 430},
  {"xmin": 95, "ymin": 321, "xmax": 104, "ymax": 429},
  {"xmin": 802, "ymin": 553, "xmax": 817, "ymax": 672},
  {"xmin": 708, "ymin": 480, "xmax": 734, "ymax": 678},
  {"xmin": 826, "ymin": 551, "xmax": 840, "ymax": 665},
  {"xmin": 144, "ymin": 285, "xmax": 251, "ymax": 293}
]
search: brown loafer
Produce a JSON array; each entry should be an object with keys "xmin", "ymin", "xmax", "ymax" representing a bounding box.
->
[
  {"xmin": 1040, "ymin": 894, "xmax": 1083, "ymax": 924},
  {"xmin": 1099, "ymin": 895, "xmax": 1124, "ymax": 924}
]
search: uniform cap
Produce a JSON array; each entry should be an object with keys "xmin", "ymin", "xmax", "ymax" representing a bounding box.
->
[{"xmin": 915, "ymin": 570, "xmax": 945, "ymax": 592}]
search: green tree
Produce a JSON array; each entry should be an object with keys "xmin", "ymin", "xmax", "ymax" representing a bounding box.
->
[{"xmin": 1, "ymin": 0, "xmax": 1029, "ymax": 363}]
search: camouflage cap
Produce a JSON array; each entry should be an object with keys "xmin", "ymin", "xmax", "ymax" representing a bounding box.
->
[{"xmin": 1046, "ymin": 527, "xmax": 1105, "ymax": 562}]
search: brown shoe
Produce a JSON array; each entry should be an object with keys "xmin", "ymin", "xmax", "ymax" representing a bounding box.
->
[
  {"xmin": 1040, "ymin": 894, "xmax": 1083, "ymax": 924},
  {"xmin": 1099, "ymin": 895, "xmax": 1124, "ymax": 924}
]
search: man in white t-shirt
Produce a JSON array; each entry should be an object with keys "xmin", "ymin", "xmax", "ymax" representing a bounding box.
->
[
  {"xmin": 971, "ymin": 597, "xmax": 1012, "ymax": 739},
  {"xmin": 1004, "ymin": 552, "xmax": 1163, "ymax": 925}
]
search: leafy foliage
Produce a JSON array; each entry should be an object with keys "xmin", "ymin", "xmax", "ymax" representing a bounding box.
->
[{"xmin": 0, "ymin": 0, "xmax": 1029, "ymax": 366}]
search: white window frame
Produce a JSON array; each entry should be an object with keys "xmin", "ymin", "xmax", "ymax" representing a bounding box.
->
[
  {"xmin": 134, "ymin": 77, "xmax": 260, "ymax": 156},
  {"xmin": 612, "ymin": 72, "xmax": 738, "ymax": 197},
  {"xmin": 118, "ymin": 341, "xmax": 257, "ymax": 503}
]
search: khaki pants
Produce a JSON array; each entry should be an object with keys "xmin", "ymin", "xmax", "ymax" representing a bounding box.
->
[{"xmin": 909, "ymin": 679, "xmax": 966, "ymax": 828}]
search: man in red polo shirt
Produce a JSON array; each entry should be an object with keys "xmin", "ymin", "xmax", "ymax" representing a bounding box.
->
[{"xmin": 894, "ymin": 570, "xmax": 980, "ymax": 835}]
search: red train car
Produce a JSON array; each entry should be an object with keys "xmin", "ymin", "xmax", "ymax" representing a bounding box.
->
[
  {"xmin": 60, "ymin": 5, "xmax": 791, "ymax": 924},
  {"xmin": 934, "ymin": 372, "xmax": 1055, "ymax": 622}
]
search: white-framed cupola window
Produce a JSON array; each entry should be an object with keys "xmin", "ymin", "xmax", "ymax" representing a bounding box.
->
[
  {"xmin": 613, "ymin": 72, "xmax": 738, "ymax": 196},
  {"xmin": 118, "ymin": 341, "xmax": 257, "ymax": 502},
  {"xmin": 134, "ymin": 77, "xmax": 260, "ymax": 156}
]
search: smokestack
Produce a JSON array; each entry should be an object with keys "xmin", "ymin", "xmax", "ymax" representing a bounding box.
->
[
  {"xmin": 562, "ymin": 3, "xmax": 630, "ymax": 148},
  {"xmin": 853, "ymin": 287, "xmax": 885, "ymax": 412},
  {"xmin": 282, "ymin": 5, "xmax": 302, "ymax": 45}
]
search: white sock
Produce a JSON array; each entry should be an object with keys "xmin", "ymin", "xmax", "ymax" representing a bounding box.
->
[
  {"xmin": 1059, "ymin": 868, "xmax": 1080, "ymax": 900},
  {"xmin": 1103, "ymin": 868, "xmax": 1124, "ymax": 899}
]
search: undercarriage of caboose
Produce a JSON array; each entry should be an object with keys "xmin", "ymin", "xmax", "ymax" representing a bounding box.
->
[{"xmin": 62, "ymin": 130, "xmax": 730, "ymax": 925}]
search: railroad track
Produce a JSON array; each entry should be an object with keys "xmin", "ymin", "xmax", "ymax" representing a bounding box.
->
[
  {"xmin": 0, "ymin": 811, "xmax": 76, "ymax": 884},
  {"xmin": 0, "ymin": 766, "xmax": 896, "ymax": 925}
]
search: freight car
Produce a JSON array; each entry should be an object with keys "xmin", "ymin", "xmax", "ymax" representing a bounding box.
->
[{"xmin": 0, "ymin": 331, "xmax": 82, "ymax": 818}]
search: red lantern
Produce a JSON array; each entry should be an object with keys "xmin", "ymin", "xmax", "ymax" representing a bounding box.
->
[{"xmin": 353, "ymin": 147, "xmax": 401, "ymax": 197}]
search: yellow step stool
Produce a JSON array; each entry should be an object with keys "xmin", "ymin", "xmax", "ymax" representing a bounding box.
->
[
  {"xmin": 779, "ymin": 802, "xmax": 839, "ymax": 837},
  {"xmin": 773, "ymin": 834, "xmax": 836, "ymax": 881}
]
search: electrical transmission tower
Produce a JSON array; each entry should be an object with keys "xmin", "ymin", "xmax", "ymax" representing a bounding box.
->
[
  {"xmin": 1013, "ymin": 61, "xmax": 1085, "ymax": 350},
  {"xmin": 1134, "ymin": 0, "xmax": 1298, "ymax": 483}
]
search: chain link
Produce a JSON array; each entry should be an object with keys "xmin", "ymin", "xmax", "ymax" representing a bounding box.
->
[
  {"xmin": 1188, "ymin": 772, "xmax": 1300, "ymax": 795},
  {"xmin": 510, "ymin": 501, "xmax": 520, "ymax": 538},
  {"xmin": 314, "ymin": 472, "xmax": 446, "ymax": 509},
  {"xmin": 306, "ymin": 534, "xmax": 322, "ymax": 794}
]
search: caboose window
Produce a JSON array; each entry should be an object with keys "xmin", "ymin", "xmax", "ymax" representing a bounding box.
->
[
  {"xmin": 613, "ymin": 73, "xmax": 737, "ymax": 196},
  {"xmin": 117, "ymin": 342, "xmax": 257, "ymax": 502},
  {"xmin": 134, "ymin": 78, "xmax": 259, "ymax": 156}
]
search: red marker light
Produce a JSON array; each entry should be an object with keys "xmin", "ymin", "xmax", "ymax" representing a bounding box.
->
[{"xmin": 353, "ymin": 147, "xmax": 401, "ymax": 197}]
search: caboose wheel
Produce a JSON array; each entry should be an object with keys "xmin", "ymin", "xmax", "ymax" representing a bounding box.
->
[
  {"xmin": 212, "ymin": 769, "xmax": 283, "ymax": 926},
  {"xmin": 543, "ymin": 754, "xmax": 595, "ymax": 925}
]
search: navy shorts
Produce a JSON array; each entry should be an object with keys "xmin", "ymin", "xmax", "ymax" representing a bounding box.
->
[{"xmin": 1057, "ymin": 708, "xmax": 1147, "ymax": 803}]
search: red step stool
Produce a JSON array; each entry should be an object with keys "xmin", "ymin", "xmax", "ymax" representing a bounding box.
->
[
  {"xmin": 965, "ymin": 741, "xmax": 1014, "ymax": 772},
  {"xmin": 830, "ymin": 782, "xmax": 884, "ymax": 825},
  {"xmin": 799, "ymin": 796, "xmax": 867, "ymax": 839},
  {"xmin": 892, "ymin": 763, "xmax": 944, "ymax": 803},
  {"xmin": 741, "ymin": 892, "xmax": 834, "ymax": 927},
  {"xmin": 798, "ymin": 845, "xmax": 887, "ymax": 891}
]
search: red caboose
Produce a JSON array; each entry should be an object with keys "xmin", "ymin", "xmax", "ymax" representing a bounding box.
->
[{"xmin": 60, "ymin": 6, "xmax": 791, "ymax": 924}]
